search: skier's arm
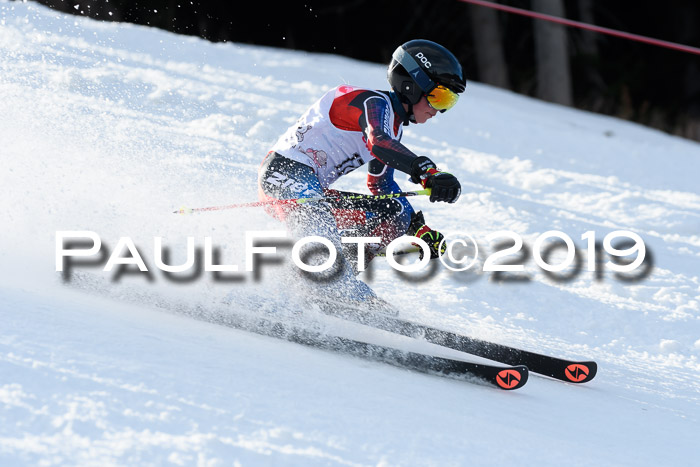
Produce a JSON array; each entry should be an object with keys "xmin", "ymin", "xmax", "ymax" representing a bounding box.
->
[
  {"xmin": 367, "ymin": 163, "xmax": 445, "ymax": 258},
  {"xmin": 360, "ymin": 95, "xmax": 461, "ymax": 204},
  {"xmin": 360, "ymin": 95, "xmax": 419, "ymax": 174},
  {"xmin": 366, "ymin": 158, "xmax": 402, "ymax": 195},
  {"xmin": 367, "ymin": 158, "xmax": 415, "ymax": 218}
]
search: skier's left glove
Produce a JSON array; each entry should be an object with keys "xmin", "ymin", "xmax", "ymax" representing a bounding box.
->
[{"xmin": 408, "ymin": 210, "xmax": 446, "ymax": 260}]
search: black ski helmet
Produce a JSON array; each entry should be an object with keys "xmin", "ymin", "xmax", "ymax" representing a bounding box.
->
[{"xmin": 387, "ymin": 39, "xmax": 466, "ymax": 106}]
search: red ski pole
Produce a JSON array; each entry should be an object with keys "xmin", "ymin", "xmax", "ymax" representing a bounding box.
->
[{"xmin": 174, "ymin": 189, "xmax": 432, "ymax": 214}]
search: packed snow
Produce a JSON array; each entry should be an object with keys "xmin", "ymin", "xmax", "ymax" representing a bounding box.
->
[{"xmin": 1, "ymin": 1, "xmax": 699, "ymax": 465}]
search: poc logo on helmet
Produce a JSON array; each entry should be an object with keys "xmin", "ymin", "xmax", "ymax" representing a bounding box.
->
[{"xmin": 415, "ymin": 52, "xmax": 431, "ymax": 68}]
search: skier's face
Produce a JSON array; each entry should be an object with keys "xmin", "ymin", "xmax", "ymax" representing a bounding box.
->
[{"xmin": 413, "ymin": 95, "xmax": 439, "ymax": 124}]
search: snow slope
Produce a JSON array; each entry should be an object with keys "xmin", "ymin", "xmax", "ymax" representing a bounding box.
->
[{"xmin": 1, "ymin": 2, "xmax": 700, "ymax": 465}]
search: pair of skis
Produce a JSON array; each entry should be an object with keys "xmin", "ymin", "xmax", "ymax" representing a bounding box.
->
[
  {"xmin": 65, "ymin": 271, "xmax": 527, "ymax": 388},
  {"xmin": 312, "ymin": 302, "xmax": 597, "ymax": 390},
  {"xmin": 239, "ymin": 314, "xmax": 530, "ymax": 389},
  {"xmin": 65, "ymin": 272, "xmax": 596, "ymax": 390}
]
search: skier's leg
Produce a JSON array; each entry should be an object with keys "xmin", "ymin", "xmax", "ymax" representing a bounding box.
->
[
  {"xmin": 258, "ymin": 153, "xmax": 377, "ymax": 301},
  {"xmin": 325, "ymin": 192, "xmax": 413, "ymax": 273}
]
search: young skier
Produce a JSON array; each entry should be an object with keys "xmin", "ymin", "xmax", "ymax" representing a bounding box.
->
[{"xmin": 258, "ymin": 39, "xmax": 466, "ymax": 304}]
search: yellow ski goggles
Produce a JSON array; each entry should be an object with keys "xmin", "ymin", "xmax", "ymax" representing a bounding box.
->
[{"xmin": 426, "ymin": 85, "xmax": 460, "ymax": 112}]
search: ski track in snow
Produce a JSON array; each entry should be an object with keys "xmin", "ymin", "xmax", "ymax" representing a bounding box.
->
[{"xmin": 1, "ymin": 2, "xmax": 700, "ymax": 465}]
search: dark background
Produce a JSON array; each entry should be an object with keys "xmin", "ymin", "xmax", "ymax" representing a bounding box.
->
[{"xmin": 31, "ymin": 0, "xmax": 700, "ymax": 142}]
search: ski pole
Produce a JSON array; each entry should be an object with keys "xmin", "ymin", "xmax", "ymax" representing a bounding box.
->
[
  {"xmin": 174, "ymin": 189, "xmax": 431, "ymax": 214},
  {"xmin": 375, "ymin": 247, "xmax": 422, "ymax": 257}
]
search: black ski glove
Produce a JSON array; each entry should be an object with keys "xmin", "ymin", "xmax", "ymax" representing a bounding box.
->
[
  {"xmin": 410, "ymin": 156, "xmax": 461, "ymax": 203},
  {"xmin": 408, "ymin": 211, "xmax": 447, "ymax": 260}
]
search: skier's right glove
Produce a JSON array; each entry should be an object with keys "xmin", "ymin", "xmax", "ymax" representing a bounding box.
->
[
  {"xmin": 410, "ymin": 156, "xmax": 461, "ymax": 204},
  {"xmin": 408, "ymin": 210, "xmax": 446, "ymax": 260}
]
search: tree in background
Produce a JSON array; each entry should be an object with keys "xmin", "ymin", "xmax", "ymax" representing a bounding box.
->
[
  {"xmin": 469, "ymin": 2, "xmax": 510, "ymax": 89},
  {"xmin": 532, "ymin": 0, "xmax": 572, "ymax": 106}
]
